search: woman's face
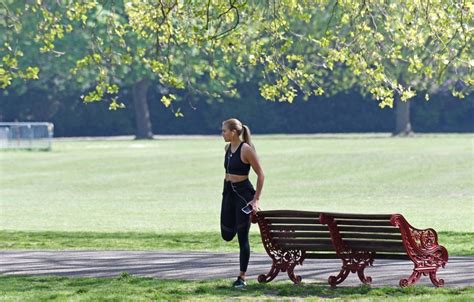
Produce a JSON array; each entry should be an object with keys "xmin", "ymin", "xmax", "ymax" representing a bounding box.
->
[{"xmin": 221, "ymin": 124, "xmax": 234, "ymax": 142}]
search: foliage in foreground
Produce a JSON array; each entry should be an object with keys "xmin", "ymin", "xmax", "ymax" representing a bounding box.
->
[{"xmin": 2, "ymin": 1, "xmax": 472, "ymax": 109}]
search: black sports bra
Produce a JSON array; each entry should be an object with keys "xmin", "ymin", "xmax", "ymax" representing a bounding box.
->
[{"xmin": 224, "ymin": 142, "xmax": 251, "ymax": 176}]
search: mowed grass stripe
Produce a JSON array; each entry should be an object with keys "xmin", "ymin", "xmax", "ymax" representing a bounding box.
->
[
  {"xmin": 1, "ymin": 135, "xmax": 473, "ymax": 233},
  {"xmin": 0, "ymin": 231, "xmax": 472, "ymax": 256}
]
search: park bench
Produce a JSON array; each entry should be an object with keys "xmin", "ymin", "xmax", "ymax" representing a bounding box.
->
[{"xmin": 252, "ymin": 210, "xmax": 448, "ymax": 287}]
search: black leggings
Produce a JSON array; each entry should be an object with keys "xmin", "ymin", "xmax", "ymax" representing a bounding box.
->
[{"xmin": 221, "ymin": 179, "xmax": 255, "ymax": 273}]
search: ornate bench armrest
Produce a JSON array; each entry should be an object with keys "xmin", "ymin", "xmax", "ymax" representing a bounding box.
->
[{"xmin": 391, "ymin": 214, "xmax": 448, "ymax": 263}]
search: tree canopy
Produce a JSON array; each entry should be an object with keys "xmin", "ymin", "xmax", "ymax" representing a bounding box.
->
[{"xmin": 1, "ymin": 0, "xmax": 472, "ymax": 110}]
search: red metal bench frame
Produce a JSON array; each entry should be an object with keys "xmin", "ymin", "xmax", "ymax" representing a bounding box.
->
[
  {"xmin": 253, "ymin": 211, "xmax": 448, "ymax": 287},
  {"xmin": 252, "ymin": 212, "xmax": 305, "ymax": 284},
  {"xmin": 390, "ymin": 214, "xmax": 449, "ymax": 287},
  {"xmin": 318, "ymin": 213, "xmax": 374, "ymax": 287},
  {"xmin": 320, "ymin": 213, "xmax": 448, "ymax": 287}
]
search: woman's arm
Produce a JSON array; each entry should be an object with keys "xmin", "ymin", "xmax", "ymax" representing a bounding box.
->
[
  {"xmin": 224, "ymin": 144, "xmax": 230, "ymax": 179},
  {"xmin": 242, "ymin": 144, "xmax": 264, "ymax": 210}
]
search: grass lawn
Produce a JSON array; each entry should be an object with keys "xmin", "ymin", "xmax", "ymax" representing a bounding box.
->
[
  {"xmin": 1, "ymin": 275, "xmax": 473, "ymax": 301},
  {"xmin": 1, "ymin": 134, "xmax": 473, "ymax": 300},
  {"xmin": 1, "ymin": 134, "xmax": 473, "ymax": 231},
  {"xmin": 0, "ymin": 230, "xmax": 472, "ymax": 256},
  {"xmin": 1, "ymin": 134, "xmax": 473, "ymax": 254}
]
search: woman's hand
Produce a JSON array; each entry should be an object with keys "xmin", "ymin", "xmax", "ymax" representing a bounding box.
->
[{"xmin": 250, "ymin": 198, "xmax": 260, "ymax": 212}]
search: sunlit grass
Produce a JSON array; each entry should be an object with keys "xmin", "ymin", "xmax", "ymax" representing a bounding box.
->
[
  {"xmin": 1, "ymin": 135, "xmax": 473, "ymax": 233},
  {"xmin": 0, "ymin": 230, "xmax": 472, "ymax": 256},
  {"xmin": 1, "ymin": 275, "xmax": 473, "ymax": 301}
]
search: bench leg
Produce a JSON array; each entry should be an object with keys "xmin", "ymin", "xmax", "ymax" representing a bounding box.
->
[
  {"xmin": 329, "ymin": 251, "xmax": 374, "ymax": 288},
  {"xmin": 400, "ymin": 267, "xmax": 445, "ymax": 287},
  {"xmin": 258, "ymin": 250, "xmax": 305, "ymax": 284},
  {"xmin": 257, "ymin": 261, "xmax": 302, "ymax": 284},
  {"xmin": 286, "ymin": 263, "xmax": 302, "ymax": 284},
  {"xmin": 328, "ymin": 269, "xmax": 350, "ymax": 287},
  {"xmin": 258, "ymin": 260, "xmax": 281, "ymax": 283},
  {"xmin": 357, "ymin": 266, "xmax": 372, "ymax": 285},
  {"xmin": 328, "ymin": 264, "xmax": 371, "ymax": 287},
  {"xmin": 429, "ymin": 271, "xmax": 445, "ymax": 287},
  {"xmin": 400, "ymin": 270, "xmax": 422, "ymax": 287}
]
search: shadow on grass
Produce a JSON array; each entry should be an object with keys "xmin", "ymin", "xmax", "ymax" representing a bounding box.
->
[{"xmin": 1, "ymin": 275, "xmax": 473, "ymax": 301}]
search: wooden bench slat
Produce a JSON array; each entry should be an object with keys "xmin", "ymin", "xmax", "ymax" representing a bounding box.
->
[
  {"xmin": 279, "ymin": 243, "xmax": 335, "ymax": 251},
  {"xmin": 270, "ymin": 231, "xmax": 331, "ymax": 239},
  {"xmin": 266, "ymin": 218, "xmax": 320, "ymax": 224},
  {"xmin": 344, "ymin": 240, "xmax": 406, "ymax": 252},
  {"xmin": 338, "ymin": 226, "xmax": 400, "ymax": 233},
  {"xmin": 259, "ymin": 210, "xmax": 321, "ymax": 217},
  {"xmin": 340, "ymin": 232, "xmax": 402, "ymax": 240},
  {"xmin": 324, "ymin": 212, "xmax": 393, "ymax": 220},
  {"xmin": 274, "ymin": 238, "xmax": 333, "ymax": 245},
  {"xmin": 260, "ymin": 211, "xmax": 393, "ymax": 220},
  {"xmin": 268, "ymin": 225, "xmax": 328, "ymax": 231},
  {"xmin": 305, "ymin": 253, "xmax": 341, "ymax": 259},
  {"xmin": 334, "ymin": 219, "xmax": 392, "ymax": 226},
  {"xmin": 306, "ymin": 252, "xmax": 409, "ymax": 260},
  {"xmin": 374, "ymin": 253, "xmax": 410, "ymax": 260}
]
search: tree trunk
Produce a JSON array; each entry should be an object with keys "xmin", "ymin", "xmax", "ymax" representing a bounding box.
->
[
  {"xmin": 132, "ymin": 78, "xmax": 153, "ymax": 139},
  {"xmin": 393, "ymin": 96, "xmax": 413, "ymax": 136}
]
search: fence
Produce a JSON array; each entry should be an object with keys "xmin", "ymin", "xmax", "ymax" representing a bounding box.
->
[{"xmin": 0, "ymin": 122, "xmax": 54, "ymax": 150}]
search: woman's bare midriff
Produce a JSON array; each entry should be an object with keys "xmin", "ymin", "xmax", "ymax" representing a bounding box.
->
[{"xmin": 225, "ymin": 173, "xmax": 249, "ymax": 183}]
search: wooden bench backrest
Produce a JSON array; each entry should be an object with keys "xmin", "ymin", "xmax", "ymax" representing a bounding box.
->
[
  {"xmin": 257, "ymin": 210, "xmax": 339, "ymax": 259},
  {"xmin": 323, "ymin": 212, "xmax": 408, "ymax": 260}
]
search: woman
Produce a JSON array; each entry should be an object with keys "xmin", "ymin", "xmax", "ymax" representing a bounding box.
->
[{"xmin": 221, "ymin": 118, "xmax": 265, "ymax": 288}]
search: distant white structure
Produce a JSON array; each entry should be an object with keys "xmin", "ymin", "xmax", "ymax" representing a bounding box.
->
[{"xmin": 0, "ymin": 122, "xmax": 54, "ymax": 150}]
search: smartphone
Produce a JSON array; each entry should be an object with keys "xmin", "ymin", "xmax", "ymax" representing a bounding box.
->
[{"xmin": 241, "ymin": 203, "xmax": 253, "ymax": 215}]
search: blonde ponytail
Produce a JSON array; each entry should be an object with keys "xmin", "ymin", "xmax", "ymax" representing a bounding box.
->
[
  {"xmin": 223, "ymin": 118, "xmax": 254, "ymax": 148},
  {"xmin": 242, "ymin": 125, "xmax": 253, "ymax": 147}
]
